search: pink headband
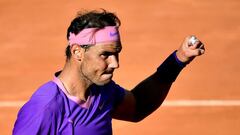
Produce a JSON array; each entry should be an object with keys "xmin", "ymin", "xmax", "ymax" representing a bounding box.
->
[{"xmin": 68, "ymin": 26, "xmax": 120, "ymax": 46}]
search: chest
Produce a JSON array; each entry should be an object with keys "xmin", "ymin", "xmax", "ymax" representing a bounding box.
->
[{"xmin": 59, "ymin": 91, "xmax": 114, "ymax": 135}]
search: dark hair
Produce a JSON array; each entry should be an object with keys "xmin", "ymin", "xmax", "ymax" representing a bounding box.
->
[{"xmin": 65, "ymin": 9, "xmax": 121, "ymax": 60}]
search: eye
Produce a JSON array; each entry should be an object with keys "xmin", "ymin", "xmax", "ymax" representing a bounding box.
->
[{"xmin": 100, "ymin": 52, "xmax": 111, "ymax": 59}]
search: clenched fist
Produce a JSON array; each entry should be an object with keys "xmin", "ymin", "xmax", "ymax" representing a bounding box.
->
[{"xmin": 176, "ymin": 35, "xmax": 205, "ymax": 63}]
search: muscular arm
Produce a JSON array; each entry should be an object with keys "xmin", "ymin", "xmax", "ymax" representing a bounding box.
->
[
  {"xmin": 112, "ymin": 36, "xmax": 205, "ymax": 122},
  {"xmin": 112, "ymin": 51, "xmax": 185, "ymax": 122},
  {"xmin": 131, "ymin": 51, "xmax": 185, "ymax": 121}
]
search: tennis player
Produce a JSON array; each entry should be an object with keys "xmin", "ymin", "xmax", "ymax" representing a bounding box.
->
[{"xmin": 13, "ymin": 9, "xmax": 205, "ymax": 135}]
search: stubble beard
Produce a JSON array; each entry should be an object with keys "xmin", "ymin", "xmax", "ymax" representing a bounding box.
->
[{"xmin": 80, "ymin": 65, "xmax": 109, "ymax": 86}]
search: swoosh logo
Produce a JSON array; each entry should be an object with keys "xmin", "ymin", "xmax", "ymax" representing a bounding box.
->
[
  {"xmin": 109, "ymin": 32, "xmax": 119, "ymax": 37},
  {"xmin": 99, "ymin": 102, "xmax": 105, "ymax": 110}
]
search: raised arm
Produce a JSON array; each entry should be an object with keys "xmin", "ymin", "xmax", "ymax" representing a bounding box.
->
[{"xmin": 112, "ymin": 36, "xmax": 205, "ymax": 122}]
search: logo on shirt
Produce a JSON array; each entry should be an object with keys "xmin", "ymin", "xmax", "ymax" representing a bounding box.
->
[{"xmin": 99, "ymin": 102, "xmax": 105, "ymax": 110}]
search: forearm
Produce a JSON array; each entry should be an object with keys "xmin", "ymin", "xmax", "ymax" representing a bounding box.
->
[{"xmin": 131, "ymin": 51, "xmax": 186, "ymax": 122}]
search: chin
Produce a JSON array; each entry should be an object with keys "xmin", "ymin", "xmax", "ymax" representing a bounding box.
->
[{"xmin": 95, "ymin": 79, "xmax": 112, "ymax": 86}]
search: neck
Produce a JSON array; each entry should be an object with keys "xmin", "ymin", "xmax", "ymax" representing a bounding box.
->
[{"xmin": 58, "ymin": 62, "xmax": 92, "ymax": 101}]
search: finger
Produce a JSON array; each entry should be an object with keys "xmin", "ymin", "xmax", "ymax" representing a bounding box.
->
[
  {"xmin": 197, "ymin": 43, "xmax": 205, "ymax": 53},
  {"xmin": 193, "ymin": 48, "xmax": 205, "ymax": 56},
  {"xmin": 199, "ymin": 43, "xmax": 204, "ymax": 48},
  {"xmin": 198, "ymin": 48, "xmax": 205, "ymax": 55},
  {"xmin": 188, "ymin": 35, "xmax": 199, "ymax": 46},
  {"xmin": 189, "ymin": 41, "xmax": 200, "ymax": 49},
  {"xmin": 191, "ymin": 41, "xmax": 205, "ymax": 50}
]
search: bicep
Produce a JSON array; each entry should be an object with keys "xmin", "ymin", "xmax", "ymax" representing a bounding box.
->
[{"xmin": 111, "ymin": 89, "xmax": 137, "ymax": 122}]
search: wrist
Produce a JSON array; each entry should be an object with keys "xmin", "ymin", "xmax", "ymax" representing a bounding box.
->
[
  {"xmin": 173, "ymin": 51, "xmax": 187, "ymax": 67},
  {"xmin": 175, "ymin": 50, "xmax": 192, "ymax": 64},
  {"xmin": 156, "ymin": 51, "xmax": 186, "ymax": 82}
]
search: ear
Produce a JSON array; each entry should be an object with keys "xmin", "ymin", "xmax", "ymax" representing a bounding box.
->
[{"xmin": 70, "ymin": 44, "xmax": 84, "ymax": 61}]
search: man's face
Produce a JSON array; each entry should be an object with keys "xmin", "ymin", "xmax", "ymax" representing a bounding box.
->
[{"xmin": 80, "ymin": 42, "xmax": 122, "ymax": 86}]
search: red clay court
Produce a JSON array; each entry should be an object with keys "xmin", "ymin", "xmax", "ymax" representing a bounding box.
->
[{"xmin": 0, "ymin": 0, "xmax": 240, "ymax": 135}]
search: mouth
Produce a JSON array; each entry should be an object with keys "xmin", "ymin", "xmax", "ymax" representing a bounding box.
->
[
  {"xmin": 102, "ymin": 70, "xmax": 114, "ymax": 79},
  {"xmin": 103, "ymin": 69, "xmax": 114, "ymax": 75}
]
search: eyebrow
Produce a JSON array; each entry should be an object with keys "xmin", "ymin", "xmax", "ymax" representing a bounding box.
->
[{"xmin": 102, "ymin": 48, "xmax": 121, "ymax": 55}]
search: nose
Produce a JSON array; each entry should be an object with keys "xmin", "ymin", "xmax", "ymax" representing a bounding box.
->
[{"xmin": 108, "ymin": 55, "xmax": 119, "ymax": 69}]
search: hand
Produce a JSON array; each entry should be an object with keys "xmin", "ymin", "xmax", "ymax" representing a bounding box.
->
[{"xmin": 176, "ymin": 35, "xmax": 205, "ymax": 63}]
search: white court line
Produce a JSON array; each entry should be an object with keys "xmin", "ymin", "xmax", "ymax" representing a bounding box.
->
[
  {"xmin": 162, "ymin": 100, "xmax": 240, "ymax": 107},
  {"xmin": 0, "ymin": 101, "xmax": 25, "ymax": 107},
  {"xmin": 1, "ymin": 100, "xmax": 240, "ymax": 107}
]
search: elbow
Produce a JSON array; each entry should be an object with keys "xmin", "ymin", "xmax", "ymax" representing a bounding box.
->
[
  {"xmin": 129, "ymin": 113, "xmax": 148, "ymax": 123},
  {"xmin": 130, "ymin": 103, "xmax": 162, "ymax": 123},
  {"xmin": 131, "ymin": 117, "xmax": 144, "ymax": 123}
]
